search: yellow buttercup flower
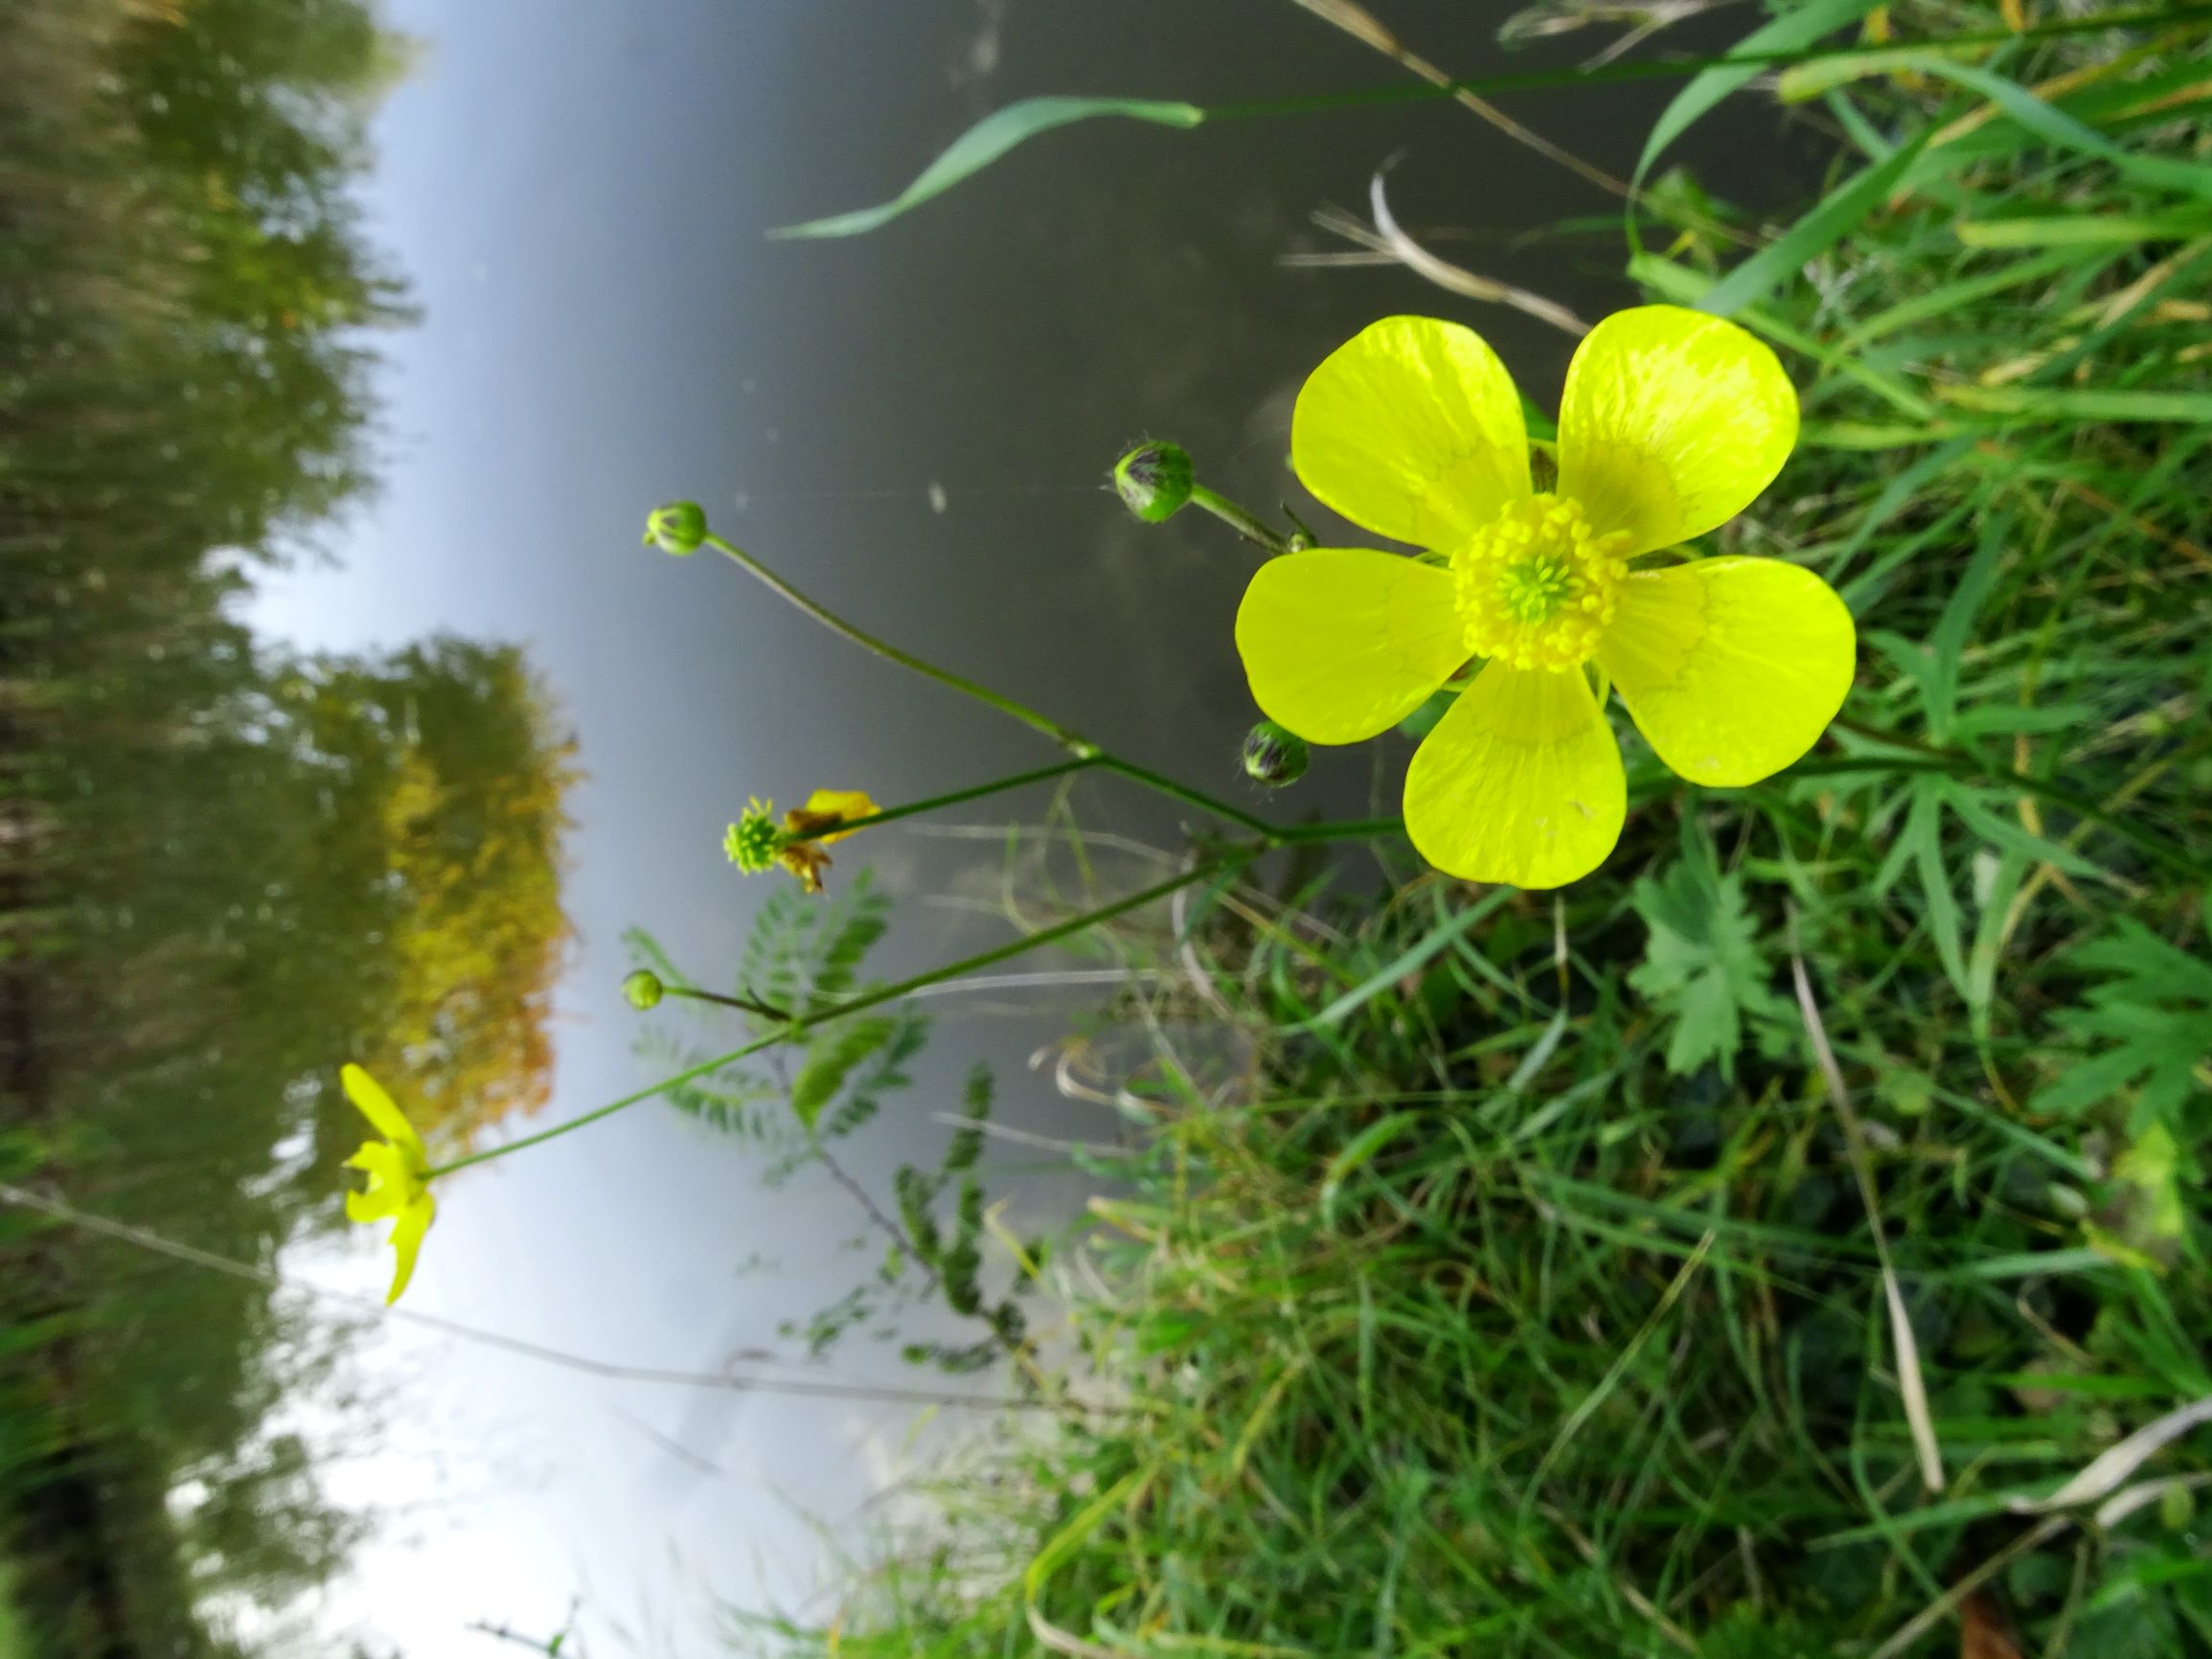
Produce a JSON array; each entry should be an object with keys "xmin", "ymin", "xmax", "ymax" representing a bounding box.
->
[
  {"xmin": 341, "ymin": 1063, "xmax": 436, "ymax": 1305},
  {"xmin": 1236, "ymin": 307, "xmax": 1856, "ymax": 889}
]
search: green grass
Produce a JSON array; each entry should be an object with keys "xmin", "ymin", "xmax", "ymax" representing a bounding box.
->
[
  {"xmin": 0, "ymin": 1560, "xmax": 25, "ymax": 1659},
  {"xmin": 727, "ymin": 4, "xmax": 2212, "ymax": 1655}
]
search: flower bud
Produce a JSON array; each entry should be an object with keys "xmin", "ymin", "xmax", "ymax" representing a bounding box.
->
[
  {"xmin": 622, "ymin": 969, "xmax": 665, "ymax": 1011},
  {"xmin": 723, "ymin": 799, "xmax": 782, "ymax": 875},
  {"xmin": 1112, "ymin": 442, "xmax": 1193, "ymax": 524},
  {"xmin": 643, "ymin": 500, "xmax": 709, "ymax": 555},
  {"xmin": 1241, "ymin": 719, "xmax": 1309, "ymax": 787}
]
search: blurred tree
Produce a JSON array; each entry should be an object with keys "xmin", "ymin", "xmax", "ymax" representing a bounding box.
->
[{"xmin": 290, "ymin": 639, "xmax": 581, "ymax": 1148}]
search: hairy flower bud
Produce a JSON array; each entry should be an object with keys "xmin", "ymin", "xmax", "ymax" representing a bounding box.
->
[
  {"xmin": 1241, "ymin": 719, "xmax": 1309, "ymax": 787},
  {"xmin": 622, "ymin": 969, "xmax": 665, "ymax": 1011},
  {"xmin": 1112, "ymin": 442, "xmax": 1193, "ymax": 524},
  {"xmin": 643, "ymin": 500, "xmax": 709, "ymax": 555}
]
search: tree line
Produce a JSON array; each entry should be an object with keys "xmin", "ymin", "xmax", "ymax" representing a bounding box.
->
[{"xmin": 1, "ymin": 2, "xmax": 575, "ymax": 1652}]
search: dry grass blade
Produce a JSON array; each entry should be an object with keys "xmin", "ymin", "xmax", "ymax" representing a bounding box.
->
[
  {"xmin": 1294, "ymin": 184, "xmax": 1590, "ymax": 336},
  {"xmin": 2009, "ymin": 1394, "xmax": 2212, "ymax": 1514},
  {"xmin": 1868, "ymin": 1518, "xmax": 2070, "ymax": 1659},
  {"xmin": 1025, "ymin": 1604, "xmax": 1131, "ymax": 1659},
  {"xmin": 2095, "ymin": 1472, "xmax": 2212, "ymax": 1530},
  {"xmin": 1790, "ymin": 953, "xmax": 1947, "ymax": 1493},
  {"xmin": 1288, "ymin": 0, "xmax": 1637, "ymax": 201},
  {"xmin": 1364, "ymin": 171, "xmax": 1591, "ymax": 335}
]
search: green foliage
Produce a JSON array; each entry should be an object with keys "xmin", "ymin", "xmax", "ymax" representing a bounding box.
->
[
  {"xmin": 632, "ymin": 901, "xmax": 1022, "ymax": 1375},
  {"xmin": 1627, "ymin": 818, "xmax": 1789, "ymax": 1079},
  {"xmin": 636, "ymin": 872, "xmax": 924, "ymax": 1163},
  {"xmin": 2036, "ymin": 919, "xmax": 2212, "ymax": 1133},
  {"xmin": 741, "ymin": 5, "xmax": 2212, "ymax": 1655}
]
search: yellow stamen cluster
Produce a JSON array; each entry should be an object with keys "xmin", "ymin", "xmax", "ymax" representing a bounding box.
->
[{"xmin": 1450, "ymin": 494, "xmax": 1629, "ymax": 671}]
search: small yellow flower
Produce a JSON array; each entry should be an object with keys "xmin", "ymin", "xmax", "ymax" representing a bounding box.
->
[
  {"xmin": 1236, "ymin": 307, "xmax": 1856, "ymax": 889},
  {"xmin": 341, "ymin": 1063, "xmax": 436, "ymax": 1305},
  {"xmin": 776, "ymin": 788, "xmax": 879, "ymax": 895}
]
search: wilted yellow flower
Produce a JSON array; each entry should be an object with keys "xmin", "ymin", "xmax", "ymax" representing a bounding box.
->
[
  {"xmin": 1236, "ymin": 307, "xmax": 1855, "ymax": 889},
  {"xmin": 341, "ymin": 1063, "xmax": 436, "ymax": 1305},
  {"xmin": 776, "ymin": 788, "xmax": 879, "ymax": 895}
]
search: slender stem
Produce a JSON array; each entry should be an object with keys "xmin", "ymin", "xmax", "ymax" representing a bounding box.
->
[
  {"xmin": 1276, "ymin": 816, "xmax": 1405, "ymax": 843},
  {"xmin": 783, "ymin": 757, "xmax": 1098, "ymax": 844},
  {"xmin": 428, "ymin": 1031, "xmax": 786, "ymax": 1178},
  {"xmin": 429, "ymin": 858, "xmax": 1240, "ymax": 1179},
  {"xmin": 664, "ymin": 985, "xmax": 787, "ymax": 1020},
  {"xmin": 1188, "ymin": 485, "xmax": 1290, "ymax": 555},
  {"xmin": 696, "ymin": 520, "xmax": 1412, "ymax": 847},
  {"xmin": 1096, "ymin": 755, "xmax": 1275, "ymax": 835},
  {"xmin": 815, "ymin": 1144, "xmax": 932, "ymax": 1284},
  {"xmin": 793, "ymin": 754, "xmax": 1408, "ymax": 849},
  {"xmin": 705, "ymin": 532, "xmax": 1096, "ymax": 756},
  {"xmin": 1203, "ymin": 6, "xmax": 2207, "ymax": 124}
]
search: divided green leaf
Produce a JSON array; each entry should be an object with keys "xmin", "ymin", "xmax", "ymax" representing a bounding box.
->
[{"xmin": 1629, "ymin": 834, "xmax": 1788, "ymax": 1080}]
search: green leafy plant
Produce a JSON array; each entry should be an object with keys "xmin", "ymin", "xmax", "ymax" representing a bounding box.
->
[
  {"xmin": 2035, "ymin": 916, "xmax": 2212, "ymax": 1134},
  {"xmin": 1627, "ymin": 818, "xmax": 1789, "ymax": 1079}
]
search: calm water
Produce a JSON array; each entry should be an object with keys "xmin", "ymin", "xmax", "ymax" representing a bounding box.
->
[{"xmin": 242, "ymin": 1, "xmax": 1812, "ymax": 1648}]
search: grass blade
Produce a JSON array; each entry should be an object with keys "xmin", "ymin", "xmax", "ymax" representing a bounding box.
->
[
  {"xmin": 1792, "ymin": 955, "xmax": 1948, "ymax": 1495},
  {"xmin": 1898, "ymin": 55, "xmax": 2212, "ymax": 203},
  {"xmin": 1633, "ymin": 0, "xmax": 1882, "ymax": 188},
  {"xmin": 1696, "ymin": 134, "xmax": 1930, "ymax": 317},
  {"xmin": 770, "ymin": 96, "xmax": 1204, "ymax": 239},
  {"xmin": 2009, "ymin": 1395, "xmax": 2212, "ymax": 1513}
]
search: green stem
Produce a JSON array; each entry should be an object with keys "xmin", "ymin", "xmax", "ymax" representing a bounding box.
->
[
  {"xmin": 705, "ymin": 532, "xmax": 1097, "ymax": 756},
  {"xmin": 428, "ymin": 857, "xmax": 1241, "ymax": 1179},
  {"xmin": 664, "ymin": 985, "xmax": 787, "ymax": 1020},
  {"xmin": 1097, "ymin": 755, "xmax": 1275, "ymax": 835},
  {"xmin": 795, "ymin": 754, "xmax": 1409, "ymax": 852},
  {"xmin": 783, "ymin": 757, "xmax": 1099, "ymax": 844},
  {"xmin": 1188, "ymin": 485, "xmax": 1291, "ymax": 555},
  {"xmin": 690, "ymin": 515, "xmax": 1412, "ymax": 859},
  {"xmin": 1277, "ymin": 816, "xmax": 1404, "ymax": 844}
]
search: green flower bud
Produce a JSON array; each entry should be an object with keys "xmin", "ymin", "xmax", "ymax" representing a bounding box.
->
[
  {"xmin": 643, "ymin": 500, "xmax": 709, "ymax": 555},
  {"xmin": 622, "ymin": 969, "xmax": 665, "ymax": 1011},
  {"xmin": 2161, "ymin": 1480, "xmax": 2197, "ymax": 1531},
  {"xmin": 1242, "ymin": 719, "xmax": 1309, "ymax": 787},
  {"xmin": 723, "ymin": 799, "xmax": 782, "ymax": 874},
  {"xmin": 1112, "ymin": 442, "xmax": 1193, "ymax": 524}
]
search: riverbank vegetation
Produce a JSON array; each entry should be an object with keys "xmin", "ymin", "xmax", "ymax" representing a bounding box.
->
[{"xmin": 704, "ymin": 4, "xmax": 2212, "ymax": 1653}]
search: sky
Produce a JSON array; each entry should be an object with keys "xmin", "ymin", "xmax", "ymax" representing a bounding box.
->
[{"xmin": 237, "ymin": 3, "xmax": 1806, "ymax": 1651}]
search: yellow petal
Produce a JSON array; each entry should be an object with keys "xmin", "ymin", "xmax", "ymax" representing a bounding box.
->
[
  {"xmin": 801, "ymin": 789, "xmax": 878, "ymax": 844},
  {"xmin": 1235, "ymin": 548, "xmax": 1468, "ymax": 744},
  {"xmin": 1597, "ymin": 557, "xmax": 1855, "ymax": 787},
  {"xmin": 384, "ymin": 1193, "xmax": 436, "ymax": 1305},
  {"xmin": 346, "ymin": 1185, "xmax": 398, "ymax": 1225},
  {"xmin": 342, "ymin": 1063, "xmax": 423, "ymax": 1158},
  {"xmin": 1557, "ymin": 306, "xmax": 1798, "ymax": 557},
  {"xmin": 1291, "ymin": 316, "xmax": 1531, "ymax": 548},
  {"xmin": 1403, "ymin": 665, "xmax": 1626, "ymax": 889}
]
